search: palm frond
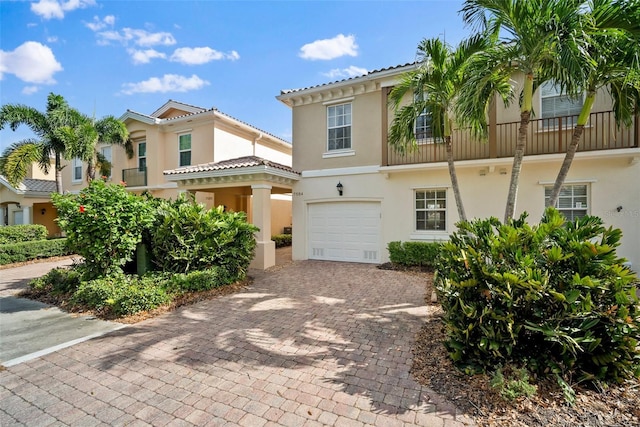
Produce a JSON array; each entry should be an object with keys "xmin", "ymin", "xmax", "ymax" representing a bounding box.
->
[{"xmin": 0, "ymin": 141, "xmax": 43, "ymax": 187}]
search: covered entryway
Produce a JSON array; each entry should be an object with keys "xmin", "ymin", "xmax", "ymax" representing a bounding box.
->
[{"xmin": 308, "ymin": 202, "xmax": 381, "ymax": 263}]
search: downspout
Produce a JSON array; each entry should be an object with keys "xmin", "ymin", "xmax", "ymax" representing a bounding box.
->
[{"xmin": 253, "ymin": 133, "xmax": 263, "ymax": 156}]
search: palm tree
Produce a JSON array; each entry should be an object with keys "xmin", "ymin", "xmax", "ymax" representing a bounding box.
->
[
  {"xmin": 546, "ymin": 0, "xmax": 640, "ymax": 207},
  {"xmin": 59, "ymin": 114, "xmax": 132, "ymax": 182},
  {"xmin": 388, "ymin": 35, "xmax": 490, "ymax": 222},
  {"xmin": 0, "ymin": 93, "xmax": 80, "ymax": 193},
  {"xmin": 460, "ymin": 0, "xmax": 585, "ymax": 222}
]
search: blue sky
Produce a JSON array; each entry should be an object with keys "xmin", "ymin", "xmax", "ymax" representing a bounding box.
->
[{"xmin": 1, "ymin": 0, "xmax": 470, "ymax": 153}]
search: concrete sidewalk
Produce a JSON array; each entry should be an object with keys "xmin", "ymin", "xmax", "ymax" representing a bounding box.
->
[{"xmin": 0, "ymin": 255, "xmax": 474, "ymax": 426}]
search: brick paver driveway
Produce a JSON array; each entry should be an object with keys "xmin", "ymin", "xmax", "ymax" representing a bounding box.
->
[{"xmin": 0, "ymin": 260, "xmax": 473, "ymax": 426}]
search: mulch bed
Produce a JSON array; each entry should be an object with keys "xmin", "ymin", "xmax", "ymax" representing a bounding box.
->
[{"xmin": 389, "ymin": 265, "xmax": 640, "ymax": 427}]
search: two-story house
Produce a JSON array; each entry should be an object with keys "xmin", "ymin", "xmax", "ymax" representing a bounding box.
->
[
  {"xmin": 277, "ymin": 64, "xmax": 640, "ymax": 269},
  {"xmin": 62, "ymin": 100, "xmax": 298, "ymax": 269}
]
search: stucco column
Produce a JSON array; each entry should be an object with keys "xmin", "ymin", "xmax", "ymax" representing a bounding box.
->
[
  {"xmin": 21, "ymin": 205, "xmax": 32, "ymax": 225},
  {"xmin": 250, "ymin": 184, "xmax": 275, "ymax": 270},
  {"xmin": 0, "ymin": 206, "xmax": 5, "ymax": 226}
]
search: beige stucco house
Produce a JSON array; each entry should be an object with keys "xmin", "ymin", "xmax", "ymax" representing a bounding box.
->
[
  {"xmin": 0, "ymin": 163, "xmax": 60, "ymax": 237},
  {"xmin": 277, "ymin": 64, "xmax": 640, "ymax": 270},
  {"xmin": 61, "ymin": 100, "xmax": 297, "ymax": 269}
]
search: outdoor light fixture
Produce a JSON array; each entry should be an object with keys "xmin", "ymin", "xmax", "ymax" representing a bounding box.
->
[
  {"xmin": 336, "ymin": 182, "xmax": 343, "ymax": 196},
  {"xmin": 617, "ymin": 206, "xmax": 623, "ymax": 212},
  {"xmin": 41, "ymin": 208, "xmax": 46, "ymax": 215}
]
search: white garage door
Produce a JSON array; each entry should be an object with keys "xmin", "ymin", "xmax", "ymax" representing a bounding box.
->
[{"xmin": 308, "ymin": 202, "xmax": 381, "ymax": 263}]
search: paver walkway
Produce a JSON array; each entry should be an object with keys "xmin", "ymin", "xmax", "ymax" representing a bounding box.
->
[{"xmin": 0, "ymin": 259, "xmax": 474, "ymax": 426}]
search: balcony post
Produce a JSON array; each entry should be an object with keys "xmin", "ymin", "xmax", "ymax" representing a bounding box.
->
[
  {"xmin": 381, "ymin": 87, "xmax": 389, "ymax": 166},
  {"xmin": 489, "ymin": 96, "xmax": 497, "ymax": 158}
]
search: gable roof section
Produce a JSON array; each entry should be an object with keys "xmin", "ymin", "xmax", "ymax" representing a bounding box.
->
[
  {"xmin": 0, "ymin": 176, "xmax": 56, "ymax": 197},
  {"xmin": 151, "ymin": 100, "xmax": 206, "ymax": 118},
  {"xmin": 277, "ymin": 63, "xmax": 415, "ymax": 105},
  {"xmin": 164, "ymin": 155, "xmax": 299, "ymax": 176}
]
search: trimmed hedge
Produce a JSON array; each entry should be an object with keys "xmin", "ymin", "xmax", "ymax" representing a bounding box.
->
[
  {"xmin": 387, "ymin": 241, "xmax": 442, "ymax": 268},
  {"xmin": 272, "ymin": 234, "xmax": 292, "ymax": 248},
  {"xmin": 0, "ymin": 238, "xmax": 70, "ymax": 265},
  {"xmin": 0, "ymin": 224, "xmax": 48, "ymax": 244}
]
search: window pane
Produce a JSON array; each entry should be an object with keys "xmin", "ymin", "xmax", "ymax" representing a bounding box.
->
[
  {"xmin": 138, "ymin": 142, "xmax": 146, "ymax": 157},
  {"xmin": 180, "ymin": 151, "xmax": 191, "ymax": 167},
  {"xmin": 179, "ymin": 134, "xmax": 191, "ymax": 150}
]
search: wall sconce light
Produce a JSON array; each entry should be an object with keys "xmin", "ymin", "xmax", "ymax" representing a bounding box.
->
[
  {"xmin": 616, "ymin": 206, "xmax": 623, "ymax": 212},
  {"xmin": 41, "ymin": 208, "xmax": 46, "ymax": 215},
  {"xmin": 336, "ymin": 182, "xmax": 344, "ymax": 196}
]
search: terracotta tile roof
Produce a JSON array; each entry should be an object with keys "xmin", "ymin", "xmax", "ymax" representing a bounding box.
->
[
  {"xmin": 164, "ymin": 156, "xmax": 299, "ymax": 176},
  {"xmin": 280, "ymin": 62, "xmax": 415, "ymax": 95}
]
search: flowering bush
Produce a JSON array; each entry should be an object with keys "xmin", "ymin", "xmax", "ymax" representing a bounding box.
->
[{"xmin": 52, "ymin": 179, "xmax": 155, "ymax": 279}]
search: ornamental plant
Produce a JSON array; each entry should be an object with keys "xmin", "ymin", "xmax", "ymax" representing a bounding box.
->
[
  {"xmin": 52, "ymin": 179, "xmax": 155, "ymax": 279},
  {"xmin": 151, "ymin": 194, "xmax": 258, "ymax": 278},
  {"xmin": 435, "ymin": 207, "xmax": 640, "ymax": 399}
]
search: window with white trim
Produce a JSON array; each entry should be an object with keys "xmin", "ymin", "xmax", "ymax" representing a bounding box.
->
[
  {"xmin": 179, "ymin": 134, "xmax": 191, "ymax": 167},
  {"xmin": 72, "ymin": 158, "xmax": 82, "ymax": 182},
  {"xmin": 138, "ymin": 142, "xmax": 147, "ymax": 171},
  {"xmin": 327, "ymin": 103, "xmax": 351, "ymax": 151},
  {"xmin": 540, "ymin": 81, "xmax": 583, "ymax": 129},
  {"xmin": 100, "ymin": 146, "xmax": 112, "ymax": 179},
  {"xmin": 545, "ymin": 184, "xmax": 588, "ymax": 221},
  {"xmin": 415, "ymin": 189, "xmax": 447, "ymax": 231}
]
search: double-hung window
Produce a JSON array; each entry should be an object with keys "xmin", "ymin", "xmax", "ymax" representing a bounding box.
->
[
  {"xmin": 100, "ymin": 146, "xmax": 112, "ymax": 179},
  {"xmin": 179, "ymin": 134, "xmax": 191, "ymax": 167},
  {"xmin": 72, "ymin": 158, "xmax": 82, "ymax": 182},
  {"xmin": 138, "ymin": 142, "xmax": 147, "ymax": 171},
  {"xmin": 327, "ymin": 103, "xmax": 351, "ymax": 151},
  {"xmin": 540, "ymin": 81, "xmax": 583, "ymax": 129},
  {"xmin": 545, "ymin": 184, "xmax": 588, "ymax": 221},
  {"xmin": 415, "ymin": 189, "xmax": 447, "ymax": 231}
]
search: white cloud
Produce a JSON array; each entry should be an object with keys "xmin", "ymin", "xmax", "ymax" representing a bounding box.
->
[
  {"xmin": 169, "ymin": 47, "xmax": 240, "ymax": 65},
  {"xmin": 31, "ymin": 0, "xmax": 96, "ymax": 20},
  {"xmin": 121, "ymin": 74, "xmax": 209, "ymax": 95},
  {"xmin": 128, "ymin": 48, "xmax": 167, "ymax": 65},
  {"xmin": 22, "ymin": 86, "xmax": 40, "ymax": 95},
  {"xmin": 322, "ymin": 66, "xmax": 368, "ymax": 79},
  {"xmin": 85, "ymin": 15, "xmax": 115, "ymax": 31},
  {"xmin": 46, "ymin": 36, "xmax": 58, "ymax": 43},
  {"xmin": 0, "ymin": 41, "xmax": 63, "ymax": 84},
  {"xmin": 97, "ymin": 27, "xmax": 176, "ymax": 47},
  {"xmin": 299, "ymin": 34, "xmax": 358, "ymax": 60}
]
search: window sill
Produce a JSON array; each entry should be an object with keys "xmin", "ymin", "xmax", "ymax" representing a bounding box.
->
[
  {"xmin": 410, "ymin": 232, "xmax": 449, "ymax": 241},
  {"xmin": 323, "ymin": 149, "xmax": 355, "ymax": 159}
]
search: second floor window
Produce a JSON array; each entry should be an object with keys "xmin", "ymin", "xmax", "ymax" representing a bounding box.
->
[
  {"xmin": 415, "ymin": 189, "xmax": 447, "ymax": 231},
  {"xmin": 540, "ymin": 81, "xmax": 583, "ymax": 129},
  {"xmin": 138, "ymin": 142, "xmax": 147, "ymax": 171},
  {"xmin": 179, "ymin": 134, "xmax": 191, "ymax": 167},
  {"xmin": 72, "ymin": 157, "xmax": 82, "ymax": 182},
  {"xmin": 545, "ymin": 184, "xmax": 588, "ymax": 221},
  {"xmin": 327, "ymin": 103, "xmax": 351, "ymax": 151},
  {"xmin": 416, "ymin": 108, "xmax": 434, "ymax": 143}
]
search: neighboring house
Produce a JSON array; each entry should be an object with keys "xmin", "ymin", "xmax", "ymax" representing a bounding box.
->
[
  {"xmin": 277, "ymin": 64, "xmax": 640, "ymax": 269},
  {"xmin": 62, "ymin": 100, "xmax": 298, "ymax": 269},
  {"xmin": 0, "ymin": 163, "xmax": 60, "ymax": 237}
]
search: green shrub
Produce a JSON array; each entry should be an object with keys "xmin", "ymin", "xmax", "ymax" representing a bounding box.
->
[
  {"xmin": 71, "ymin": 274, "xmax": 170, "ymax": 316},
  {"xmin": 53, "ymin": 179, "xmax": 155, "ymax": 279},
  {"xmin": 387, "ymin": 241, "xmax": 442, "ymax": 268},
  {"xmin": 490, "ymin": 366, "xmax": 538, "ymax": 401},
  {"xmin": 435, "ymin": 207, "xmax": 640, "ymax": 398},
  {"xmin": 151, "ymin": 194, "xmax": 258, "ymax": 277},
  {"xmin": 0, "ymin": 224, "xmax": 48, "ymax": 244},
  {"xmin": 272, "ymin": 234, "xmax": 292, "ymax": 248},
  {"xmin": 0, "ymin": 238, "xmax": 70, "ymax": 265},
  {"xmin": 163, "ymin": 266, "xmax": 235, "ymax": 293},
  {"xmin": 30, "ymin": 267, "xmax": 81, "ymax": 294}
]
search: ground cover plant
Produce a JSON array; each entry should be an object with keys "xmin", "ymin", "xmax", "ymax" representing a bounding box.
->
[
  {"xmin": 434, "ymin": 207, "xmax": 640, "ymax": 403},
  {"xmin": 32, "ymin": 180, "xmax": 258, "ymax": 318}
]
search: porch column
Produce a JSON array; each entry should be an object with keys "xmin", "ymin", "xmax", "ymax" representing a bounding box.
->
[
  {"xmin": 250, "ymin": 184, "xmax": 275, "ymax": 270},
  {"xmin": 0, "ymin": 206, "xmax": 5, "ymax": 226},
  {"xmin": 21, "ymin": 204, "xmax": 32, "ymax": 224}
]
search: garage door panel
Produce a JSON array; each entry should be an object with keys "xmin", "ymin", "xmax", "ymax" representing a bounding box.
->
[{"xmin": 308, "ymin": 202, "xmax": 381, "ymax": 264}]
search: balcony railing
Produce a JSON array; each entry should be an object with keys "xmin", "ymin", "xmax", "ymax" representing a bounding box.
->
[
  {"xmin": 122, "ymin": 167, "xmax": 147, "ymax": 187},
  {"xmin": 385, "ymin": 110, "xmax": 638, "ymax": 166}
]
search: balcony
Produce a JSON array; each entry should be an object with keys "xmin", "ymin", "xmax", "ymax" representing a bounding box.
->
[
  {"xmin": 122, "ymin": 167, "xmax": 147, "ymax": 187},
  {"xmin": 384, "ymin": 110, "xmax": 639, "ymax": 166}
]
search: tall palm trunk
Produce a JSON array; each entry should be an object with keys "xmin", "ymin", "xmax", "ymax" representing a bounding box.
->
[
  {"xmin": 504, "ymin": 74, "xmax": 533, "ymax": 222},
  {"xmin": 445, "ymin": 135, "xmax": 467, "ymax": 222},
  {"xmin": 546, "ymin": 92, "xmax": 596, "ymax": 207},
  {"xmin": 54, "ymin": 152, "xmax": 64, "ymax": 194}
]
